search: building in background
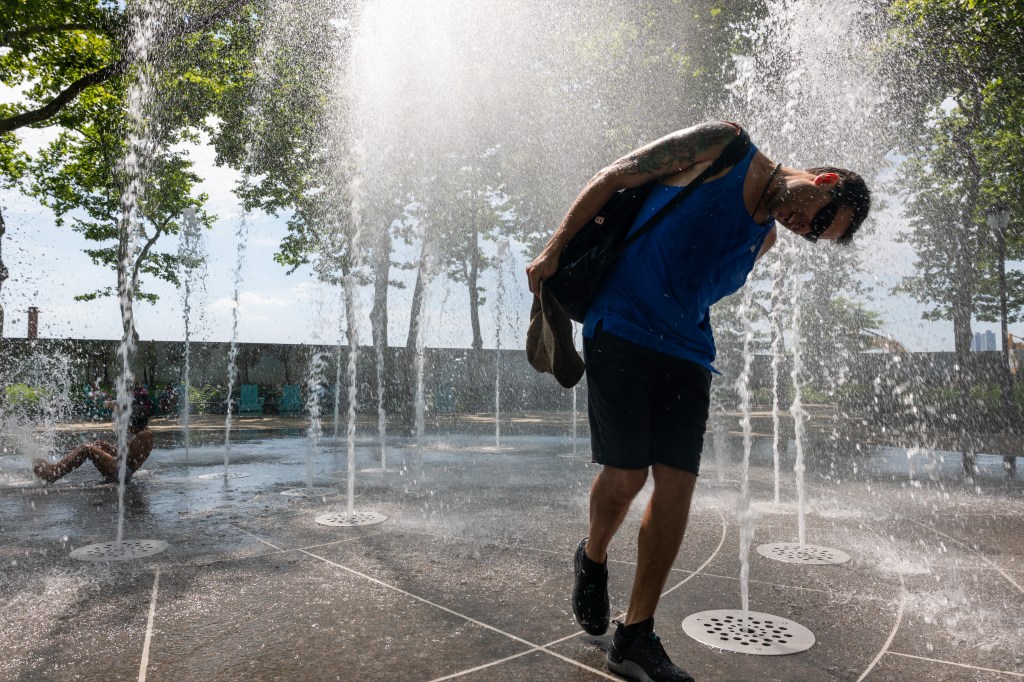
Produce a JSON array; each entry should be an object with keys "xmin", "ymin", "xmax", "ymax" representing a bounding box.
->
[{"xmin": 971, "ymin": 330, "xmax": 997, "ymax": 352}]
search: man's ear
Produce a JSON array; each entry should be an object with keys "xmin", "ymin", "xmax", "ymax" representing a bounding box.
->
[{"xmin": 814, "ymin": 172, "xmax": 840, "ymax": 187}]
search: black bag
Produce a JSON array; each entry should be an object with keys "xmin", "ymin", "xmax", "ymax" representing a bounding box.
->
[{"xmin": 545, "ymin": 129, "xmax": 751, "ymax": 323}]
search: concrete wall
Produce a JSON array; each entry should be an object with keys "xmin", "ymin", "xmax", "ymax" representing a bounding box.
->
[
  {"xmin": 0, "ymin": 338, "xmax": 577, "ymax": 414},
  {"xmin": 1, "ymin": 337, "xmax": 1016, "ymax": 417}
]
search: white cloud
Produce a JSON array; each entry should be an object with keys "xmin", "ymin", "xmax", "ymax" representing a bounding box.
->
[{"xmin": 208, "ymin": 291, "xmax": 290, "ymax": 314}]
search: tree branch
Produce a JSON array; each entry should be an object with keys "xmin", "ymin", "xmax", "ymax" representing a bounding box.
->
[
  {"xmin": 0, "ymin": 61, "xmax": 125, "ymax": 134},
  {"xmin": 0, "ymin": 1, "xmax": 248, "ymax": 135},
  {"xmin": 132, "ymin": 223, "xmax": 165, "ymax": 291},
  {"xmin": 0, "ymin": 23, "xmax": 99, "ymax": 46}
]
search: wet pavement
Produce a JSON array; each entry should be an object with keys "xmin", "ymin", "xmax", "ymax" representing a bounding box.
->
[{"xmin": 1, "ymin": 429, "xmax": 1022, "ymax": 681}]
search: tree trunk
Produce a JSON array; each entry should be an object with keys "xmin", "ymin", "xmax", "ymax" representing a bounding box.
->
[
  {"xmin": 468, "ymin": 225, "xmax": 482, "ymax": 350},
  {"xmin": 0, "ymin": 207, "xmax": 6, "ymax": 409},
  {"xmin": 951, "ymin": 94, "xmax": 984, "ymax": 406},
  {"xmin": 370, "ymin": 227, "xmax": 391, "ymax": 354},
  {"xmin": 0, "ymin": 206, "xmax": 6, "ymax": 341},
  {"xmin": 370, "ymin": 224, "xmax": 392, "ymax": 420},
  {"xmin": 117, "ymin": 222, "xmax": 136, "ymax": 345},
  {"xmin": 406, "ymin": 238, "xmax": 430, "ymax": 350}
]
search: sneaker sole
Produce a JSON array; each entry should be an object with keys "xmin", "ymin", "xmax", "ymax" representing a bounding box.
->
[{"xmin": 606, "ymin": 656, "xmax": 655, "ymax": 682}]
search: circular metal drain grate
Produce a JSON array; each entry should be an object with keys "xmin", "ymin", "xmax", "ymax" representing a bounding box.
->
[
  {"xmin": 683, "ymin": 610, "xmax": 815, "ymax": 655},
  {"xmin": 281, "ymin": 487, "xmax": 339, "ymax": 497},
  {"xmin": 757, "ymin": 542, "xmax": 851, "ymax": 565},
  {"xmin": 70, "ymin": 539, "xmax": 168, "ymax": 562},
  {"xmin": 315, "ymin": 510, "xmax": 388, "ymax": 527},
  {"xmin": 197, "ymin": 472, "xmax": 251, "ymax": 480}
]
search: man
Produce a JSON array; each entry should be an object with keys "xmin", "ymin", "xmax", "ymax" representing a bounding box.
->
[{"xmin": 526, "ymin": 121, "xmax": 870, "ymax": 681}]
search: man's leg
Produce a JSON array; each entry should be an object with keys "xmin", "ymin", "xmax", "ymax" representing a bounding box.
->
[
  {"xmin": 624, "ymin": 463, "xmax": 697, "ymax": 625},
  {"xmin": 585, "ymin": 465, "xmax": 648, "ymax": 563}
]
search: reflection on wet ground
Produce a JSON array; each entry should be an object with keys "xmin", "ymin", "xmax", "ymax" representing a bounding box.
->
[{"xmin": 1, "ymin": 429, "xmax": 1021, "ymax": 681}]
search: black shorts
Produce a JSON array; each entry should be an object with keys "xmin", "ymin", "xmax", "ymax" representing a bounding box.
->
[{"xmin": 584, "ymin": 328, "xmax": 712, "ymax": 475}]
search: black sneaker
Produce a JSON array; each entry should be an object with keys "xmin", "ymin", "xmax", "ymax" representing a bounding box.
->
[
  {"xmin": 607, "ymin": 618, "xmax": 695, "ymax": 682},
  {"xmin": 572, "ymin": 538, "xmax": 609, "ymax": 635}
]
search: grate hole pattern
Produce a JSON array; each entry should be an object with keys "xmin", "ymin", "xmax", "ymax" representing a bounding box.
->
[
  {"xmin": 757, "ymin": 542, "xmax": 851, "ymax": 565},
  {"xmin": 683, "ymin": 610, "xmax": 815, "ymax": 655},
  {"xmin": 315, "ymin": 511, "xmax": 388, "ymax": 527},
  {"xmin": 198, "ymin": 472, "xmax": 251, "ymax": 480},
  {"xmin": 70, "ymin": 540, "xmax": 168, "ymax": 562},
  {"xmin": 700, "ymin": 615, "xmax": 793, "ymax": 647}
]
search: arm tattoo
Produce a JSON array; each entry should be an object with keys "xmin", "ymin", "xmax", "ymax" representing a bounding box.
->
[{"xmin": 622, "ymin": 122, "xmax": 737, "ymax": 177}]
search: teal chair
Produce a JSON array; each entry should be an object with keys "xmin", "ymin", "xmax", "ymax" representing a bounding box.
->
[
  {"xmin": 238, "ymin": 384, "xmax": 264, "ymax": 417},
  {"xmin": 279, "ymin": 384, "xmax": 302, "ymax": 416},
  {"xmin": 432, "ymin": 384, "xmax": 456, "ymax": 416}
]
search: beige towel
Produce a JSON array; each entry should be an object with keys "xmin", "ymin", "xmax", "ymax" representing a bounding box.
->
[{"xmin": 526, "ymin": 282, "xmax": 585, "ymax": 388}]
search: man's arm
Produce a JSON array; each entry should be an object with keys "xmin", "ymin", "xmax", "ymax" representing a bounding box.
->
[
  {"xmin": 526, "ymin": 121, "xmax": 740, "ymax": 295},
  {"xmin": 756, "ymin": 227, "xmax": 777, "ymax": 261},
  {"xmin": 609, "ymin": 120, "xmax": 740, "ymax": 185}
]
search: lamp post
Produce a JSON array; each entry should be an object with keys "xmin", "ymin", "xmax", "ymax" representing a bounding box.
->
[{"xmin": 987, "ymin": 205, "xmax": 1012, "ymax": 432}]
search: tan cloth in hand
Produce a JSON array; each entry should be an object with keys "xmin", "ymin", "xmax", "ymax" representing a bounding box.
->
[{"xmin": 526, "ymin": 282, "xmax": 585, "ymax": 388}]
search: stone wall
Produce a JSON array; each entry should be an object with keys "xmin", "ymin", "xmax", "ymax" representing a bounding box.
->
[
  {"xmin": 1, "ymin": 338, "xmax": 1016, "ymax": 419},
  {"xmin": 0, "ymin": 338, "xmax": 576, "ymax": 414}
]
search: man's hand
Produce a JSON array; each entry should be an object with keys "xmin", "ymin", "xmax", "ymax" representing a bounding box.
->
[{"xmin": 526, "ymin": 248, "xmax": 560, "ymax": 296}]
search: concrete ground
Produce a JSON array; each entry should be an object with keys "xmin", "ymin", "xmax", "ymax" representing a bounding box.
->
[{"xmin": 1, "ymin": 425, "xmax": 1022, "ymax": 681}]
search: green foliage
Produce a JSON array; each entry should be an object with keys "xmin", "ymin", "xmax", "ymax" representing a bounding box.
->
[
  {"xmin": 210, "ymin": 2, "xmax": 347, "ymax": 273},
  {"xmin": 885, "ymin": 0, "xmax": 1024, "ymax": 354},
  {"xmin": 4, "ymin": 382, "xmax": 47, "ymax": 411},
  {"xmin": 1, "ymin": 0, "xmax": 259, "ymax": 307},
  {"xmin": 0, "ymin": 0, "xmax": 120, "ymax": 123},
  {"xmin": 835, "ymin": 382, "xmax": 873, "ymax": 411}
]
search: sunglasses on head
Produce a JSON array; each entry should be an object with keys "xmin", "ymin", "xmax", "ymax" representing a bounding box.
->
[{"xmin": 803, "ymin": 188, "xmax": 841, "ymax": 243}]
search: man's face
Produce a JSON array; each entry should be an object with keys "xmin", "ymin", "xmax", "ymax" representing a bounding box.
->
[{"xmin": 768, "ymin": 172, "xmax": 851, "ymax": 242}]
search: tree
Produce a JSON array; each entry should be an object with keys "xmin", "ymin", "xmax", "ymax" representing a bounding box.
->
[
  {"xmin": 423, "ymin": 150, "xmax": 515, "ymax": 350},
  {"xmin": 0, "ymin": 137, "xmax": 26, "ymax": 341},
  {"xmin": 798, "ymin": 292, "xmax": 885, "ymax": 392},
  {"xmin": 885, "ymin": 0, "xmax": 1024, "ymax": 370},
  {"xmin": 0, "ymin": 0, "xmax": 249, "ymax": 135},
  {"xmin": 213, "ymin": 0, "xmax": 356, "ymax": 290},
  {"xmin": 27, "ymin": 104, "xmax": 214, "ymax": 305},
  {"xmin": 1, "ymin": 0, "xmax": 256, "ymax": 338}
]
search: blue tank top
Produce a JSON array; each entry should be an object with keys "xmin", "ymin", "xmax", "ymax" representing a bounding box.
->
[{"xmin": 582, "ymin": 143, "xmax": 773, "ymax": 372}]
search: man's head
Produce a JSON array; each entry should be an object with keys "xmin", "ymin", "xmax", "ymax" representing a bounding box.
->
[
  {"xmin": 805, "ymin": 166, "xmax": 871, "ymax": 244},
  {"xmin": 769, "ymin": 166, "xmax": 871, "ymax": 244}
]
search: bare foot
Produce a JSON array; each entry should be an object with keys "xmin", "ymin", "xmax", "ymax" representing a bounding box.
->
[{"xmin": 33, "ymin": 461, "xmax": 58, "ymax": 483}]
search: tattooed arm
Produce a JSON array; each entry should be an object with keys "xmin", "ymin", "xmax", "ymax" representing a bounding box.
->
[{"xmin": 526, "ymin": 121, "xmax": 739, "ymax": 295}]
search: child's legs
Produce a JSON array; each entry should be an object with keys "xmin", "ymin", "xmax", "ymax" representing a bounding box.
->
[{"xmin": 43, "ymin": 444, "xmax": 119, "ymax": 481}]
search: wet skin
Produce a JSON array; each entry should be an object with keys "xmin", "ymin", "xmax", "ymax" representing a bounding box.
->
[{"xmin": 34, "ymin": 426, "xmax": 154, "ymax": 483}]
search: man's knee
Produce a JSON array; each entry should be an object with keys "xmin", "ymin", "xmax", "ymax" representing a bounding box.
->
[
  {"xmin": 598, "ymin": 465, "xmax": 649, "ymax": 503},
  {"xmin": 651, "ymin": 463, "xmax": 698, "ymax": 497}
]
